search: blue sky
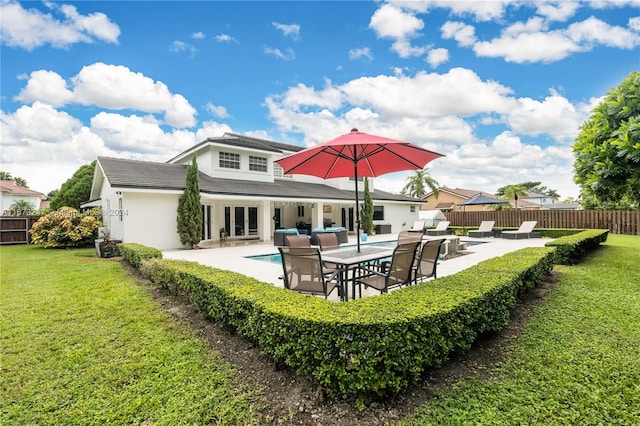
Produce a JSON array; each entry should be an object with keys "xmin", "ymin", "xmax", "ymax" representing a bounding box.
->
[{"xmin": 2, "ymin": 0, "xmax": 639, "ymax": 199}]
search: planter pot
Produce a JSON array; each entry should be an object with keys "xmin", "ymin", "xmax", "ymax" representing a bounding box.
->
[
  {"xmin": 95, "ymin": 238, "xmax": 121, "ymax": 258},
  {"xmin": 361, "ymin": 233, "xmax": 368, "ymax": 242}
]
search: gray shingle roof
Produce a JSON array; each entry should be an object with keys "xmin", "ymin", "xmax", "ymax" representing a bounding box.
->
[{"xmin": 98, "ymin": 156, "xmax": 420, "ymax": 203}]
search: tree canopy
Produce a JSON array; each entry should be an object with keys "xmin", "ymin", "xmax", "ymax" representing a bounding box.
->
[
  {"xmin": 573, "ymin": 71, "xmax": 640, "ymax": 210},
  {"xmin": 495, "ymin": 181, "xmax": 559, "ymax": 199},
  {"xmin": 50, "ymin": 161, "xmax": 96, "ymax": 210},
  {"xmin": 0, "ymin": 172, "xmax": 28, "ymax": 188},
  {"xmin": 401, "ymin": 169, "xmax": 439, "ymax": 198}
]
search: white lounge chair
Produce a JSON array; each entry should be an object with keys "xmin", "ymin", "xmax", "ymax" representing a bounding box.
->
[
  {"xmin": 501, "ymin": 221, "xmax": 540, "ymax": 239},
  {"xmin": 426, "ymin": 221, "xmax": 450, "ymax": 236},
  {"xmin": 468, "ymin": 221, "xmax": 495, "ymax": 238},
  {"xmin": 407, "ymin": 220, "xmax": 426, "ymax": 234}
]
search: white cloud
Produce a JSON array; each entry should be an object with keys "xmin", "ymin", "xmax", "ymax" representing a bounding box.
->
[
  {"xmin": 191, "ymin": 31, "xmax": 205, "ymax": 39},
  {"xmin": 506, "ymin": 90, "xmax": 585, "ymax": 142},
  {"xmin": 426, "ymin": 48, "xmax": 449, "ymax": 68},
  {"xmin": 348, "ymin": 47, "xmax": 373, "ymax": 61},
  {"xmin": 441, "ymin": 21, "xmax": 477, "ymax": 47},
  {"xmin": 630, "ymin": 16, "xmax": 640, "ymax": 31},
  {"xmin": 215, "ymin": 34, "xmax": 237, "ymax": 43},
  {"xmin": 204, "ymin": 103, "xmax": 231, "ymax": 119},
  {"xmin": 393, "ymin": 0, "xmax": 511, "ymax": 22},
  {"xmin": 534, "ymin": 1, "xmax": 580, "ymax": 22},
  {"xmin": 170, "ymin": 40, "xmax": 198, "ymax": 56},
  {"xmin": 264, "ymin": 46, "xmax": 295, "ymax": 61},
  {"xmin": 0, "ymin": 101, "xmax": 82, "ymax": 144},
  {"xmin": 72, "ymin": 63, "xmax": 197, "ymax": 127},
  {"xmin": 369, "ymin": 3, "xmax": 428, "ymax": 58},
  {"xmin": 15, "ymin": 70, "xmax": 74, "ymax": 107},
  {"xmin": 0, "ymin": 0, "xmax": 120, "ymax": 50},
  {"xmin": 272, "ymin": 22, "xmax": 301, "ymax": 39},
  {"xmin": 473, "ymin": 16, "xmax": 640, "ymax": 63}
]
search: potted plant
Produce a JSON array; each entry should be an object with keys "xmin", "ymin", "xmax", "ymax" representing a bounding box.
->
[
  {"xmin": 219, "ymin": 227, "xmax": 228, "ymax": 241},
  {"xmin": 95, "ymin": 229, "xmax": 121, "ymax": 258}
]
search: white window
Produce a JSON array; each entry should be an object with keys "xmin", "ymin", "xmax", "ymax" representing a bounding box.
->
[
  {"xmin": 249, "ymin": 156, "xmax": 268, "ymax": 172},
  {"xmin": 274, "ymin": 163, "xmax": 292, "ymax": 178},
  {"xmin": 220, "ymin": 152, "xmax": 240, "ymax": 169}
]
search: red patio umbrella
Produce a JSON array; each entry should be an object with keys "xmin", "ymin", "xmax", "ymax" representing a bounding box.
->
[{"xmin": 276, "ymin": 128, "xmax": 444, "ymax": 251}]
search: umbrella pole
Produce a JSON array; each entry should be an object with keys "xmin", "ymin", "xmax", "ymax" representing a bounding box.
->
[{"xmin": 354, "ymin": 162, "xmax": 361, "ymax": 252}]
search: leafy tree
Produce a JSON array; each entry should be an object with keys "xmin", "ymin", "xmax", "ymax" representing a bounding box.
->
[
  {"xmin": 0, "ymin": 172, "xmax": 28, "ymax": 188},
  {"xmin": 498, "ymin": 184, "xmax": 528, "ymax": 208},
  {"xmin": 573, "ymin": 71, "xmax": 640, "ymax": 210},
  {"xmin": 47, "ymin": 189, "xmax": 58, "ymax": 200},
  {"xmin": 9, "ymin": 200, "xmax": 35, "ymax": 215},
  {"xmin": 50, "ymin": 161, "xmax": 96, "ymax": 210},
  {"xmin": 177, "ymin": 156, "xmax": 202, "ymax": 248},
  {"xmin": 401, "ymin": 169, "xmax": 440, "ymax": 198},
  {"xmin": 13, "ymin": 177, "xmax": 28, "ymax": 187},
  {"xmin": 360, "ymin": 177, "xmax": 374, "ymax": 235},
  {"xmin": 496, "ymin": 181, "xmax": 559, "ymax": 199}
]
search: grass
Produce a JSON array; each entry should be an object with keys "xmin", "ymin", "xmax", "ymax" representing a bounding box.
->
[
  {"xmin": 402, "ymin": 234, "xmax": 640, "ymax": 425},
  {"xmin": 2, "ymin": 235, "xmax": 639, "ymax": 425},
  {"xmin": 0, "ymin": 245, "xmax": 258, "ymax": 425}
]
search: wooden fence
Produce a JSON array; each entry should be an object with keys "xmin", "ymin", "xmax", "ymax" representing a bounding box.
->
[
  {"xmin": 445, "ymin": 210, "xmax": 640, "ymax": 235},
  {"xmin": 0, "ymin": 216, "xmax": 41, "ymax": 245}
]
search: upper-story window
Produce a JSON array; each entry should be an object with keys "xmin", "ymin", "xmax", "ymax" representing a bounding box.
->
[
  {"xmin": 273, "ymin": 163, "xmax": 292, "ymax": 178},
  {"xmin": 249, "ymin": 156, "xmax": 268, "ymax": 172},
  {"xmin": 220, "ymin": 152, "xmax": 240, "ymax": 169}
]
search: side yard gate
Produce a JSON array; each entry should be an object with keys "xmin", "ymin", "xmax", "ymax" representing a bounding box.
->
[
  {"xmin": 446, "ymin": 210, "xmax": 640, "ymax": 235},
  {"xmin": 0, "ymin": 216, "xmax": 41, "ymax": 245}
]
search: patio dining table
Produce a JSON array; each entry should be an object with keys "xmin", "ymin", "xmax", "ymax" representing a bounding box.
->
[{"xmin": 320, "ymin": 246, "xmax": 394, "ymax": 301}]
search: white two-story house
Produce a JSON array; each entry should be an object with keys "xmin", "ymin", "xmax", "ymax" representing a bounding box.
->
[{"xmin": 86, "ymin": 133, "xmax": 425, "ymax": 250}]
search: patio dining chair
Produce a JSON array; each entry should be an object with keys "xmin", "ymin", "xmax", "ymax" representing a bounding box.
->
[
  {"xmin": 353, "ymin": 241, "xmax": 420, "ymax": 298},
  {"xmin": 316, "ymin": 232, "xmax": 339, "ymax": 251},
  {"xmin": 413, "ymin": 238, "xmax": 445, "ymax": 283},
  {"xmin": 285, "ymin": 234, "xmax": 312, "ymax": 247},
  {"xmin": 278, "ymin": 247, "xmax": 340, "ymax": 299},
  {"xmin": 397, "ymin": 230, "xmax": 423, "ymax": 245}
]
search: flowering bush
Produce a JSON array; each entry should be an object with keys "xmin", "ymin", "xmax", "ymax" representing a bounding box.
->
[{"xmin": 30, "ymin": 207, "xmax": 101, "ymax": 248}]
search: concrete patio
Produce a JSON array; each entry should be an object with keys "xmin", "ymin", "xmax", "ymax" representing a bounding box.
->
[{"xmin": 163, "ymin": 233, "xmax": 551, "ymax": 302}]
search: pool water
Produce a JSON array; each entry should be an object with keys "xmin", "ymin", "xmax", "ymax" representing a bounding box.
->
[
  {"xmin": 246, "ymin": 240, "xmax": 397, "ymax": 264},
  {"xmin": 245, "ymin": 240, "xmax": 485, "ymax": 265}
]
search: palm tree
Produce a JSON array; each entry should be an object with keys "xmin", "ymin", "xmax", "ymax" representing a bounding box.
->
[
  {"xmin": 500, "ymin": 184, "xmax": 528, "ymax": 209},
  {"xmin": 13, "ymin": 177, "xmax": 28, "ymax": 187},
  {"xmin": 401, "ymin": 169, "xmax": 440, "ymax": 199},
  {"xmin": 0, "ymin": 171, "xmax": 13, "ymax": 180},
  {"xmin": 9, "ymin": 200, "xmax": 35, "ymax": 216}
]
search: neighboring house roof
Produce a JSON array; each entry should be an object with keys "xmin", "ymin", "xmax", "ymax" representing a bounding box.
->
[
  {"xmin": 167, "ymin": 132, "xmax": 305, "ymax": 163},
  {"xmin": 0, "ymin": 180, "xmax": 46, "ymax": 199},
  {"xmin": 426, "ymin": 186, "xmax": 496, "ymax": 200},
  {"xmin": 540, "ymin": 203, "xmax": 581, "ymax": 210},
  {"xmin": 98, "ymin": 157, "xmax": 420, "ymax": 203},
  {"xmin": 435, "ymin": 202, "xmax": 454, "ymax": 210}
]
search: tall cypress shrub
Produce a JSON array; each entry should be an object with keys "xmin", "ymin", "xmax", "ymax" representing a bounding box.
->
[
  {"xmin": 177, "ymin": 156, "xmax": 202, "ymax": 248},
  {"xmin": 360, "ymin": 177, "xmax": 375, "ymax": 234}
]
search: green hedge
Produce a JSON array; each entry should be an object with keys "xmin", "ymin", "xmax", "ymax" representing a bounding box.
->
[
  {"xmin": 117, "ymin": 243, "xmax": 162, "ymax": 268},
  {"xmin": 138, "ymin": 247, "xmax": 554, "ymax": 405},
  {"xmin": 128, "ymin": 230, "xmax": 607, "ymax": 406},
  {"xmin": 544, "ymin": 229, "xmax": 609, "ymax": 264}
]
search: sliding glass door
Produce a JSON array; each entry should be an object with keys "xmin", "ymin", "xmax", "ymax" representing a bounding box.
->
[{"xmin": 224, "ymin": 206, "xmax": 259, "ymax": 238}]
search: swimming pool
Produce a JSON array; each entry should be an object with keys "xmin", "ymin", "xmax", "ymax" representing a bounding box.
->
[
  {"xmin": 246, "ymin": 240, "xmax": 397, "ymax": 264},
  {"xmin": 245, "ymin": 239, "xmax": 485, "ymax": 265}
]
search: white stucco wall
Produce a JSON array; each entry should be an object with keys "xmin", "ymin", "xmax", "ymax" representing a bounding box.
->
[
  {"xmin": 123, "ymin": 192, "xmax": 184, "ymax": 250},
  {"xmin": 376, "ymin": 202, "xmax": 421, "ymax": 234},
  {"xmin": 0, "ymin": 194, "xmax": 42, "ymax": 214}
]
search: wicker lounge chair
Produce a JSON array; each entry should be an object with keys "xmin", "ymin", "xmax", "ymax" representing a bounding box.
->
[
  {"xmin": 501, "ymin": 221, "xmax": 540, "ymax": 239},
  {"xmin": 426, "ymin": 221, "xmax": 450, "ymax": 236},
  {"xmin": 353, "ymin": 241, "xmax": 420, "ymax": 298},
  {"xmin": 278, "ymin": 247, "xmax": 340, "ymax": 299},
  {"xmin": 468, "ymin": 221, "xmax": 495, "ymax": 238}
]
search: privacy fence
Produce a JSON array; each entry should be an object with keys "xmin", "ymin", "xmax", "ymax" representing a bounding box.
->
[{"xmin": 446, "ymin": 209, "xmax": 640, "ymax": 235}]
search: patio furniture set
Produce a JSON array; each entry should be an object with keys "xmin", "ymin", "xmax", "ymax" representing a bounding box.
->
[{"xmin": 278, "ymin": 232, "xmax": 446, "ymax": 301}]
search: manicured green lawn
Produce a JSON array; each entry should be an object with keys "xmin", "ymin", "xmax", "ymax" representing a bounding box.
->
[
  {"xmin": 1, "ymin": 246, "xmax": 258, "ymax": 425},
  {"xmin": 403, "ymin": 234, "xmax": 640, "ymax": 425}
]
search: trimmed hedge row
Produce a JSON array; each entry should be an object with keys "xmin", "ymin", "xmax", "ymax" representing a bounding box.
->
[
  {"xmin": 137, "ymin": 247, "xmax": 554, "ymax": 405},
  {"xmin": 117, "ymin": 243, "xmax": 162, "ymax": 268},
  {"xmin": 544, "ymin": 229, "xmax": 609, "ymax": 264}
]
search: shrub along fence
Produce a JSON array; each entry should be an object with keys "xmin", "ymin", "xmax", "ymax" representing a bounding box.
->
[
  {"xmin": 446, "ymin": 209, "xmax": 639, "ymax": 235},
  {"xmin": 118, "ymin": 229, "xmax": 609, "ymax": 408}
]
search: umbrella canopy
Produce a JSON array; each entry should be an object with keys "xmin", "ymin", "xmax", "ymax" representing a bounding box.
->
[
  {"xmin": 276, "ymin": 129, "xmax": 444, "ymax": 251},
  {"xmin": 457, "ymin": 194, "xmax": 508, "ymax": 206},
  {"xmin": 457, "ymin": 193, "xmax": 508, "ymax": 233}
]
